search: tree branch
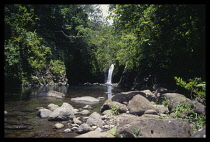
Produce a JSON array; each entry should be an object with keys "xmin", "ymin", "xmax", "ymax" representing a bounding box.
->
[{"xmin": 55, "ymin": 30, "xmax": 84, "ymax": 38}]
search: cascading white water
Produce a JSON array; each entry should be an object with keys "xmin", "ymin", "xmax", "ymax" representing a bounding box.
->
[{"xmin": 106, "ymin": 64, "xmax": 114, "ymax": 85}]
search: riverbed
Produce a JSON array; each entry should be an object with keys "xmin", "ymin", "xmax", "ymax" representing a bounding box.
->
[{"xmin": 4, "ymin": 85, "xmax": 127, "ymax": 138}]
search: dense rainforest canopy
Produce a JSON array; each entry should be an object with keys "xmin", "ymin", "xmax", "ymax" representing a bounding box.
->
[{"xmin": 4, "ymin": 4, "xmax": 206, "ymax": 89}]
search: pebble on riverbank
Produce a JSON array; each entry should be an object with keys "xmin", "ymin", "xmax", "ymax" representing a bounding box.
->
[
  {"xmin": 55, "ymin": 123, "xmax": 64, "ymax": 129},
  {"xmin": 64, "ymin": 128, "xmax": 72, "ymax": 133}
]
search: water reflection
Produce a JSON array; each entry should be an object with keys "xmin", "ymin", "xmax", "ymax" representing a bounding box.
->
[
  {"xmin": 28, "ymin": 85, "xmax": 68, "ymax": 96},
  {"xmin": 107, "ymin": 85, "xmax": 113, "ymax": 99}
]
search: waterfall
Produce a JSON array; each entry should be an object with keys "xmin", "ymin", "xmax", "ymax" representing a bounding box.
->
[{"xmin": 106, "ymin": 64, "xmax": 114, "ymax": 85}]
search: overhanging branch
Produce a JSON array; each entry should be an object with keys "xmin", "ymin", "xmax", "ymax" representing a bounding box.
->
[{"xmin": 55, "ymin": 30, "xmax": 84, "ymax": 38}]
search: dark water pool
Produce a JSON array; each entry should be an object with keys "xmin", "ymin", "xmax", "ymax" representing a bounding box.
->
[{"xmin": 4, "ymin": 85, "xmax": 127, "ymax": 138}]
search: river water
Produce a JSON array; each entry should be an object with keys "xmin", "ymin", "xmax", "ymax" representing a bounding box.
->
[{"xmin": 4, "ymin": 85, "xmax": 127, "ymax": 138}]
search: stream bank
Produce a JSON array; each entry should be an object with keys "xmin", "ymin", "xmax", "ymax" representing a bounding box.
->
[
  {"xmin": 4, "ymin": 84, "xmax": 205, "ymax": 138},
  {"xmin": 4, "ymin": 85, "xmax": 127, "ymax": 138}
]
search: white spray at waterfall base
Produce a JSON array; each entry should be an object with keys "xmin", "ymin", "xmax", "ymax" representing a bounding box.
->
[{"xmin": 106, "ymin": 64, "xmax": 114, "ymax": 85}]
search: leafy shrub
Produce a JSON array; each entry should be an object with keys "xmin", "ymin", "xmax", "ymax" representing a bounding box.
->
[
  {"xmin": 172, "ymin": 102, "xmax": 193, "ymax": 117},
  {"xmin": 49, "ymin": 60, "xmax": 66, "ymax": 75},
  {"xmin": 172, "ymin": 102, "xmax": 206, "ymax": 132},
  {"xmin": 111, "ymin": 104, "xmax": 120, "ymax": 115},
  {"xmin": 174, "ymin": 77, "xmax": 206, "ymax": 100},
  {"xmin": 162, "ymin": 97, "xmax": 170, "ymax": 107}
]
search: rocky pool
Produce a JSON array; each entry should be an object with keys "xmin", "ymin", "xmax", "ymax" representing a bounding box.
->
[{"xmin": 4, "ymin": 85, "xmax": 127, "ymax": 138}]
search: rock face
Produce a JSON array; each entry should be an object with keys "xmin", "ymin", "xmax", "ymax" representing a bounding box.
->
[
  {"xmin": 86, "ymin": 112, "xmax": 103, "ymax": 127},
  {"xmin": 36, "ymin": 90, "xmax": 65, "ymax": 98},
  {"xmin": 38, "ymin": 108, "xmax": 52, "ymax": 119},
  {"xmin": 71, "ymin": 96, "xmax": 100, "ymax": 104},
  {"xmin": 127, "ymin": 95, "xmax": 154, "ymax": 115},
  {"xmin": 48, "ymin": 102, "xmax": 75, "ymax": 121},
  {"xmin": 117, "ymin": 118, "xmax": 193, "ymax": 137}
]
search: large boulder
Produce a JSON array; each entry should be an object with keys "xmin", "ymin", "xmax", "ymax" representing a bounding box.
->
[
  {"xmin": 86, "ymin": 112, "xmax": 103, "ymax": 127},
  {"xmin": 38, "ymin": 108, "xmax": 52, "ymax": 119},
  {"xmin": 168, "ymin": 97, "xmax": 193, "ymax": 111},
  {"xmin": 158, "ymin": 93, "xmax": 205, "ymax": 115},
  {"xmin": 71, "ymin": 96, "xmax": 100, "ymax": 104},
  {"xmin": 127, "ymin": 95, "xmax": 154, "ymax": 115},
  {"xmin": 116, "ymin": 118, "xmax": 193, "ymax": 137},
  {"xmin": 111, "ymin": 90, "xmax": 153, "ymax": 104},
  {"xmin": 48, "ymin": 102, "xmax": 75, "ymax": 121},
  {"xmin": 106, "ymin": 90, "xmax": 155, "ymax": 106},
  {"xmin": 157, "ymin": 93, "xmax": 193, "ymax": 111},
  {"xmin": 100, "ymin": 99, "xmax": 128, "ymax": 113},
  {"xmin": 36, "ymin": 90, "xmax": 65, "ymax": 98}
]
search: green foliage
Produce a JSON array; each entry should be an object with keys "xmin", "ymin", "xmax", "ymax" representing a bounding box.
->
[
  {"xmin": 4, "ymin": 4, "xmax": 103, "ymax": 85},
  {"xmin": 5, "ymin": 5, "xmax": 53, "ymax": 84},
  {"xmin": 171, "ymin": 102, "xmax": 206, "ymax": 132},
  {"xmin": 5, "ymin": 4, "xmax": 35, "ymax": 29},
  {"xmin": 109, "ymin": 4, "xmax": 205, "ymax": 86},
  {"xmin": 172, "ymin": 102, "xmax": 193, "ymax": 117},
  {"xmin": 162, "ymin": 97, "xmax": 170, "ymax": 107},
  {"xmin": 174, "ymin": 77, "xmax": 206, "ymax": 99},
  {"xmin": 190, "ymin": 113, "xmax": 206, "ymax": 132},
  {"xmin": 4, "ymin": 40, "xmax": 20, "ymax": 67},
  {"xmin": 111, "ymin": 104, "xmax": 120, "ymax": 115},
  {"xmin": 4, "ymin": 4, "xmax": 205, "ymax": 86},
  {"xmin": 49, "ymin": 60, "xmax": 66, "ymax": 75}
]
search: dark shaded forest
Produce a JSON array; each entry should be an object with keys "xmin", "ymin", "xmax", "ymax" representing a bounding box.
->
[{"xmin": 4, "ymin": 4, "xmax": 206, "ymax": 90}]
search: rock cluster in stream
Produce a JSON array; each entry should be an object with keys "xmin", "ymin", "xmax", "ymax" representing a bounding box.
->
[{"xmin": 36, "ymin": 88, "xmax": 205, "ymax": 138}]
